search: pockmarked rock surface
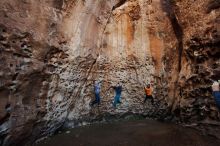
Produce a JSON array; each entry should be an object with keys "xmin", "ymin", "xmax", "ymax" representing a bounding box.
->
[{"xmin": 0, "ymin": 0, "xmax": 219, "ymax": 145}]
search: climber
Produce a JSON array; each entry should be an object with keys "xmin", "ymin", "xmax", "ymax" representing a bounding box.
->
[
  {"xmin": 112, "ymin": 82, "xmax": 123, "ymax": 107},
  {"xmin": 144, "ymin": 84, "xmax": 154, "ymax": 104},
  {"xmin": 212, "ymin": 80, "xmax": 220, "ymax": 110},
  {"xmin": 90, "ymin": 80, "xmax": 102, "ymax": 106}
]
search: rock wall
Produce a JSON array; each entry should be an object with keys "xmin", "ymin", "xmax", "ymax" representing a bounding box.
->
[
  {"xmin": 161, "ymin": 0, "xmax": 220, "ymax": 137},
  {"xmin": 0, "ymin": 0, "xmax": 219, "ymax": 145},
  {"xmin": 161, "ymin": 0, "xmax": 220, "ymax": 122}
]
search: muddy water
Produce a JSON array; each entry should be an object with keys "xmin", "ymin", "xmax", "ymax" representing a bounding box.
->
[{"xmin": 36, "ymin": 120, "xmax": 220, "ymax": 146}]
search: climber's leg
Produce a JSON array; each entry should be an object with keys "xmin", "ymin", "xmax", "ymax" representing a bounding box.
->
[{"xmin": 213, "ymin": 91, "xmax": 220, "ymax": 110}]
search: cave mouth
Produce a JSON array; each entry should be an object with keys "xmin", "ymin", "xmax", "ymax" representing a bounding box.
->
[{"xmin": 35, "ymin": 119, "xmax": 220, "ymax": 146}]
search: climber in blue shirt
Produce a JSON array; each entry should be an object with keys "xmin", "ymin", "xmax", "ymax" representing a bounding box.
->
[
  {"xmin": 91, "ymin": 80, "xmax": 102, "ymax": 106},
  {"xmin": 212, "ymin": 81, "xmax": 220, "ymax": 110},
  {"xmin": 112, "ymin": 83, "xmax": 123, "ymax": 107}
]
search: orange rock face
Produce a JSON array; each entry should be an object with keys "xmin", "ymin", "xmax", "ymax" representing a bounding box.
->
[{"xmin": 0, "ymin": 0, "xmax": 219, "ymax": 145}]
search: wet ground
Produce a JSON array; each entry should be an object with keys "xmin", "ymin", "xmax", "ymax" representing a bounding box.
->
[{"xmin": 36, "ymin": 120, "xmax": 220, "ymax": 146}]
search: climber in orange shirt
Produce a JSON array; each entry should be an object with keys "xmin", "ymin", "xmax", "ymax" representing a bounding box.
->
[{"xmin": 144, "ymin": 84, "xmax": 154, "ymax": 104}]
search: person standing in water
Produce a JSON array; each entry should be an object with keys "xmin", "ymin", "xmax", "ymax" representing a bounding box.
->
[
  {"xmin": 112, "ymin": 82, "xmax": 123, "ymax": 107},
  {"xmin": 212, "ymin": 80, "xmax": 220, "ymax": 110},
  {"xmin": 144, "ymin": 84, "xmax": 154, "ymax": 104},
  {"xmin": 91, "ymin": 80, "xmax": 102, "ymax": 106}
]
